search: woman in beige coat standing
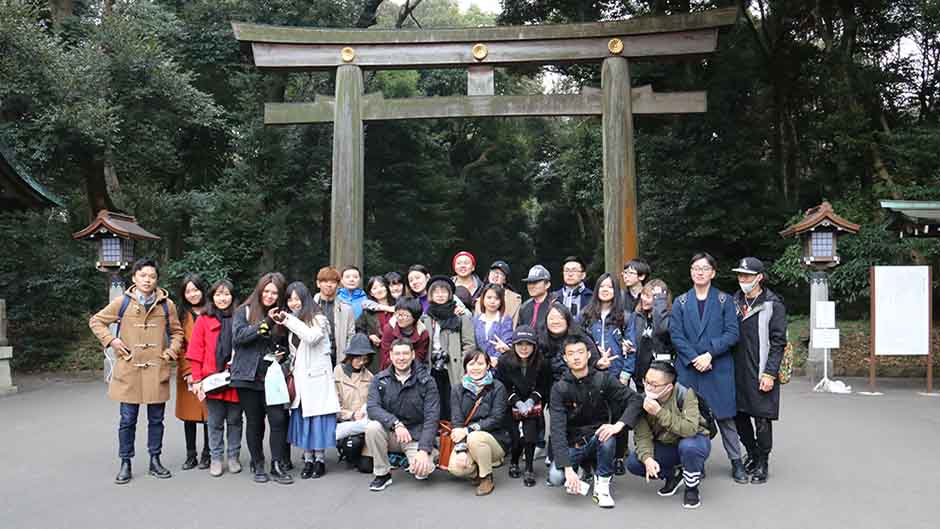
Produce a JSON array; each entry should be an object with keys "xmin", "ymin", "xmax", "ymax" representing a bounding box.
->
[{"xmin": 89, "ymin": 258, "xmax": 184, "ymax": 485}]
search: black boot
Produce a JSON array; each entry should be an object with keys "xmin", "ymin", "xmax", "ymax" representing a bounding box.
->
[
  {"xmin": 198, "ymin": 450, "xmax": 211, "ymax": 470},
  {"xmin": 181, "ymin": 451, "xmax": 198, "ymax": 471},
  {"xmin": 149, "ymin": 455, "xmax": 172, "ymax": 479},
  {"xmin": 743, "ymin": 453, "xmax": 758, "ymax": 475},
  {"xmin": 253, "ymin": 460, "xmax": 270, "ymax": 483},
  {"xmin": 312, "ymin": 460, "xmax": 326, "ymax": 479},
  {"xmin": 115, "ymin": 459, "xmax": 132, "ymax": 485},
  {"xmin": 281, "ymin": 458, "xmax": 294, "ymax": 472},
  {"xmin": 301, "ymin": 462, "xmax": 314, "ymax": 479},
  {"xmin": 731, "ymin": 458, "xmax": 748, "ymax": 484},
  {"xmin": 751, "ymin": 454, "xmax": 769, "ymax": 484},
  {"xmin": 508, "ymin": 464, "xmax": 521, "ymax": 479},
  {"xmin": 270, "ymin": 461, "xmax": 294, "ymax": 485}
]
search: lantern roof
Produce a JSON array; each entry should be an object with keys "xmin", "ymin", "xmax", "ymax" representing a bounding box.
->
[
  {"xmin": 71, "ymin": 210, "xmax": 160, "ymax": 241},
  {"xmin": 779, "ymin": 201, "xmax": 860, "ymax": 238}
]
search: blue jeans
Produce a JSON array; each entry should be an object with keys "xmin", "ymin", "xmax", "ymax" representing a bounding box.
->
[
  {"xmin": 626, "ymin": 434, "xmax": 711, "ymax": 487},
  {"xmin": 548, "ymin": 434, "xmax": 617, "ymax": 484},
  {"xmin": 118, "ymin": 402, "xmax": 165, "ymax": 459}
]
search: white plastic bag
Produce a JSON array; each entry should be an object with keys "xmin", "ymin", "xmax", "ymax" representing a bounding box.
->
[{"xmin": 264, "ymin": 360, "xmax": 290, "ymax": 406}]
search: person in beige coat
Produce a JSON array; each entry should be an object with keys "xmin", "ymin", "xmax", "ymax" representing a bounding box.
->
[
  {"xmin": 334, "ymin": 333, "xmax": 375, "ymax": 473},
  {"xmin": 89, "ymin": 258, "xmax": 184, "ymax": 485}
]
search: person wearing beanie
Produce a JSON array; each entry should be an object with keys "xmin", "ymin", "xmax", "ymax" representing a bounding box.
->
[
  {"xmin": 452, "ymin": 250, "xmax": 485, "ymax": 302},
  {"xmin": 420, "ymin": 276, "xmax": 476, "ymax": 420}
]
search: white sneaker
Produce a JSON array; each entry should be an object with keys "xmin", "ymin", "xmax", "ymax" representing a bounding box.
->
[{"xmin": 592, "ymin": 476, "xmax": 615, "ymax": 508}]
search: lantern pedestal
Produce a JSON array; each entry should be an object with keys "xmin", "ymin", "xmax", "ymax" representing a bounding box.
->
[
  {"xmin": 807, "ymin": 272, "xmax": 833, "ymax": 385},
  {"xmin": 102, "ymin": 274, "xmax": 126, "ymax": 383},
  {"xmin": 0, "ymin": 299, "xmax": 17, "ymax": 397}
]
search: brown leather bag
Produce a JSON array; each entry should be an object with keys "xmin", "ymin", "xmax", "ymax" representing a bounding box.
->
[{"xmin": 437, "ymin": 387, "xmax": 489, "ymax": 470}]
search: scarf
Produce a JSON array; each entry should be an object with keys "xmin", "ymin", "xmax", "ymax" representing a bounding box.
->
[
  {"xmin": 462, "ymin": 371, "xmax": 493, "ymax": 395},
  {"xmin": 428, "ymin": 299, "xmax": 461, "ymax": 331},
  {"xmin": 215, "ymin": 313, "xmax": 233, "ymax": 374}
]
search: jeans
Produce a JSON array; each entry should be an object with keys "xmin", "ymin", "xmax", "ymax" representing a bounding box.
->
[
  {"xmin": 626, "ymin": 434, "xmax": 711, "ymax": 487},
  {"xmin": 206, "ymin": 399, "xmax": 243, "ymax": 460},
  {"xmin": 236, "ymin": 388, "xmax": 289, "ymax": 466},
  {"xmin": 547, "ymin": 434, "xmax": 617, "ymax": 485},
  {"xmin": 717, "ymin": 417, "xmax": 742, "ymax": 461},
  {"xmin": 118, "ymin": 402, "xmax": 165, "ymax": 459}
]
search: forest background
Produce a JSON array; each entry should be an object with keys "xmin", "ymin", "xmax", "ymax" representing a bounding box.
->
[{"xmin": 2, "ymin": 0, "xmax": 939, "ymax": 370}]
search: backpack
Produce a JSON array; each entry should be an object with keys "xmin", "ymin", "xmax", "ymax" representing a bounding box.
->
[
  {"xmin": 675, "ymin": 383, "xmax": 718, "ymax": 439},
  {"xmin": 103, "ymin": 295, "xmax": 171, "ymax": 383}
]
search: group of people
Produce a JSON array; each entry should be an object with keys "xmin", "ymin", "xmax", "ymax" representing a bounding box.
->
[{"xmin": 89, "ymin": 250, "xmax": 788, "ymax": 510}]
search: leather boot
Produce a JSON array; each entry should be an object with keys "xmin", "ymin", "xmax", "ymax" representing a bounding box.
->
[
  {"xmin": 198, "ymin": 450, "xmax": 211, "ymax": 470},
  {"xmin": 115, "ymin": 459, "xmax": 132, "ymax": 485},
  {"xmin": 253, "ymin": 459, "xmax": 269, "ymax": 483},
  {"xmin": 476, "ymin": 474, "xmax": 495, "ymax": 496},
  {"xmin": 751, "ymin": 454, "xmax": 769, "ymax": 484},
  {"xmin": 149, "ymin": 455, "xmax": 172, "ymax": 479},
  {"xmin": 743, "ymin": 453, "xmax": 758, "ymax": 475},
  {"xmin": 312, "ymin": 460, "xmax": 326, "ymax": 479},
  {"xmin": 730, "ymin": 458, "xmax": 748, "ymax": 484},
  {"xmin": 300, "ymin": 462, "xmax": 314, "ymax": 479},
  {"xmin": 181, "ymin": 451, "xmax": 198, "ymax": 470},
  {"xmin": 270, "ymin": 461, "xmax": 294, "ymax": 485}
]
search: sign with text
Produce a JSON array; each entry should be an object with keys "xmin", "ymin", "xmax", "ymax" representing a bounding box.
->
[{"xmin": 812, "ymin": 328, "xmax": 840, "ymax": 349}]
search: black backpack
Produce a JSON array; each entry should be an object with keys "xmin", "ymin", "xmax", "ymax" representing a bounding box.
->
[{"xmin": 675, "ymin": 384, "xmax": 718, "ymax": 439}]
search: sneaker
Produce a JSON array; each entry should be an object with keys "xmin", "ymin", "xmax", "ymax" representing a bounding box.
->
[
  {"xmin": 613, "ymin": 458, "xmax": 626, "ymax": 476},
  {"xmin": 592, "ymin": 476, "xmax": 615, "ymax": 508},
  {"xmin": 209, "ymin": 460, "xmax": 223, "ymax": 478},
  {"xmin": 683, "ymin": 486, "xmax": 701, "ymax": 509},
  {"xmin": 731, "ymin": 458, "xmax": 748, "ymax": 484},
  {"xmin": 508, "ymin": 464, "xmax": 522, "ymax": 479},
  {"xmin": 523, "ymin": 471, "xmax": 536, "ymax": 487},
  {"xmin": 657, "ymin": 468, "xmax": 683, "ymax": 497},
  {"xmin": 369, "ymin": 473, "xmax": 393, "ymax": 491},
  {"xmin": 227, "ymin": 458, "xmax": 242, "ymax": 474}
]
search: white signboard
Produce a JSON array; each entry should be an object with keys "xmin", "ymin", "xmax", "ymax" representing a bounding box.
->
[
  {"xmin": 816, "ymin": 301, "xmax": 836, "ymax": 329},
  {"xmin": 812, "ymin": 328, "xmax": 840, "ymax": 349},
  {"xmin": 872, "ymin": 266, "xmax": 931, "ymax": 356}
]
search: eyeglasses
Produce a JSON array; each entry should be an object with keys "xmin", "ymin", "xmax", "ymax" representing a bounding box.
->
[
  {"xmin": 690, "ymin": 266, "xmax": 713, "ymax": 273},
  {"xmin": 644, "ymin": 379, "xmax": 670, "ymax": 390},
  {"xmin": 563, "ymin": 268, "xmax": 583, "ymax": 274},
  {"xmin": 623, "ymin": 270, "xmax": 638, "ymax": 276}
]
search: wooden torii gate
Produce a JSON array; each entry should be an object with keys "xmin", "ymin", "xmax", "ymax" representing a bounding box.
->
[{"xmin": 233, "ymin": 8, "xmax": 737, "ymax": 274}]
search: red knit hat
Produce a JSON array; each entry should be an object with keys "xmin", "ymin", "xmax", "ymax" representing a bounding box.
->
[{"xmin": 452, "ymin": 250, "xmax": 476, "ymax": 271}]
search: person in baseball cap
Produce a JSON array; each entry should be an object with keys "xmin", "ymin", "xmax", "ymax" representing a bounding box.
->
[
  {"xmin": 519, "ymin": 265, "xmax": 553, "ymax": 332},
  {"xmin": 481, "ymin": 260, "xmax": 522, "ymax": 324},
  {"xmin": 496, "ymin": 324, "xmax": 552, "ymax": 487},
  {"xmin": 730, "ymin": 256, "xmax": 786, "ymax": 485}
]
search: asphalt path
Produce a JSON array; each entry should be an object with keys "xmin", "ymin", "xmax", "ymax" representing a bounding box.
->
[{"xmin": 1, "ymin": 374, "xmax": 938, "ymax": 529}]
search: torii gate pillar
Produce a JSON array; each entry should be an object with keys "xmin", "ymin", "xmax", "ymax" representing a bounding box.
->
[
  {"xmin": 602, "ymin": 56, "xmax": 638, "ymax": 273},
  {"xmin": 332, "ymin": 64, "xmax": 364, "ymax": 271}
]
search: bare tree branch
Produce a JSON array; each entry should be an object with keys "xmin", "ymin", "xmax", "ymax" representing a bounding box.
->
[
  {"xmin": 355, "ymin": 0, "xmax": 385, "ymax": 28},
  {"xmin": 396, "ymin": 0, "xmax": 423, "ymax": 29}
]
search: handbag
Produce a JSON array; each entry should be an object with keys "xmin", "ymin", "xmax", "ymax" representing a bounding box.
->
[
  {"xmin": 264, "ymin": 355, "xmax": 291, "ymax": 406},
  {"xmin": 437, "ymin": 387, "xmax": 490, "ymax": 470},
  {"xmin": 512, "ymin": 401, "xmax": 543, "ymax": 421},
  {"xmin": 778, "ymin": 341, "xmax": 794, "ymax": 385}
]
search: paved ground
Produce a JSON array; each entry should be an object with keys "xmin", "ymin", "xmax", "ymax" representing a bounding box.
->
[{"xmin": 1, "ymin": 373, "xmax": 938, "ymax": 529}]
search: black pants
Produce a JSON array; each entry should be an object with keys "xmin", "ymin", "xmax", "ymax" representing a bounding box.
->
[
  {"xmin": 735, "ymin": 412, "xmax": 773, "ymax": 457},
  {"xmin": 509, "ymin": 416, "xmax": 541, "ymax": 470},
  {"xmin": 431, "ymin": 369, "xmax": 451, "ymax": 421},
  {"xmin": 236, "ymin": 388, "xmax": 289, "ymax": 466},
  {"xmin": 184, "ymin": 421, "xmax": 209, "ymax": 456}
]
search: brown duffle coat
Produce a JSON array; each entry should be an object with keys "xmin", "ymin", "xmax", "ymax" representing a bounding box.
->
[{"xmin": 89, "ymin": 286, "xmax": 184, "ymax": 404}]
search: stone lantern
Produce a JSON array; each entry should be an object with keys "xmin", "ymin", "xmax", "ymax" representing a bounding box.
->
[{"xmin": 780, "ymin": 202, "xmax": 860, "ymax": 387}]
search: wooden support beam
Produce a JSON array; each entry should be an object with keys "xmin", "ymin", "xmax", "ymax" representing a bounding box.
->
[
  {"xmin": 233, "ymin": 7, "xmax": 738, "ymax": 44},
  {"xmin": 331, "ymin": 65, "xmax": 364, "ymax": 271},
  {"xmin": 264, "ymin": 87, "xmax": 706, "ymax": 124},
  {"xmin": 249, "ymin": 29, "xmax": 719, "ymax": 70},
  {"xmin": 602, "ymin": 57, "xmax": 638, "ymax": 276}
]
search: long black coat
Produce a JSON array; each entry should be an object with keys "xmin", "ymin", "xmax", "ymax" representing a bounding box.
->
[
  {"xmin": 450, "ymin": 381, "xmax": 511, "ymax": 449},
  {"xmin": 627, "ymin": 294, "xmax": 673, "ymax": 386},
  {"xmin": 733, "ymin": 289, "xmax": 786, "ymax": 420}
]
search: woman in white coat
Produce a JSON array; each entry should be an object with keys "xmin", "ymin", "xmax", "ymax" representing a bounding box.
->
[{"xmin": 281, "ymin": 282, "xmax": 340, "ymax": 479}]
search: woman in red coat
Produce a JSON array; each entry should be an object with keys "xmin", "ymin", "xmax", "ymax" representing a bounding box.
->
[{"xmin": 187, "ymin": 280, "xmax": 243, "ymax": 478}]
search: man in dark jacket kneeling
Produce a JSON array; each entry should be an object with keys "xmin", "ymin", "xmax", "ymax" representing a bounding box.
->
[
  {"xmin": 365, "ymin": 338, "xmax": 440, "ymax": 491},
  {"xmin": 548, "ymin": 335, "xmax": 644, "ymax": 508}
]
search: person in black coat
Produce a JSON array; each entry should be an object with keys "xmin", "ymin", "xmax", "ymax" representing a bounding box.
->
[
  {"xmin": 546, "ymin": 335, "xmax": 645, "ymax": 509},
  {"xmin": 364, "ymin": 338, "xmax": 440, "ymax": 492},
  {"xmin": 495, "ymin": 325, "xmax": 553, "ymax": 487},
  {"xmin": 627, "ymin": 279, "xmax": 674, "ymax": 392},
  {"xmin": 538, "ymin": 301, "xmax": 604, "ymax": 381},
  {"xmin": 731, "ymin": 258, "xmax": 786, "ymax": 485},
  {"xmin": 448, "ymin": 350, "xmax": 510, "ymax": 496}
]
